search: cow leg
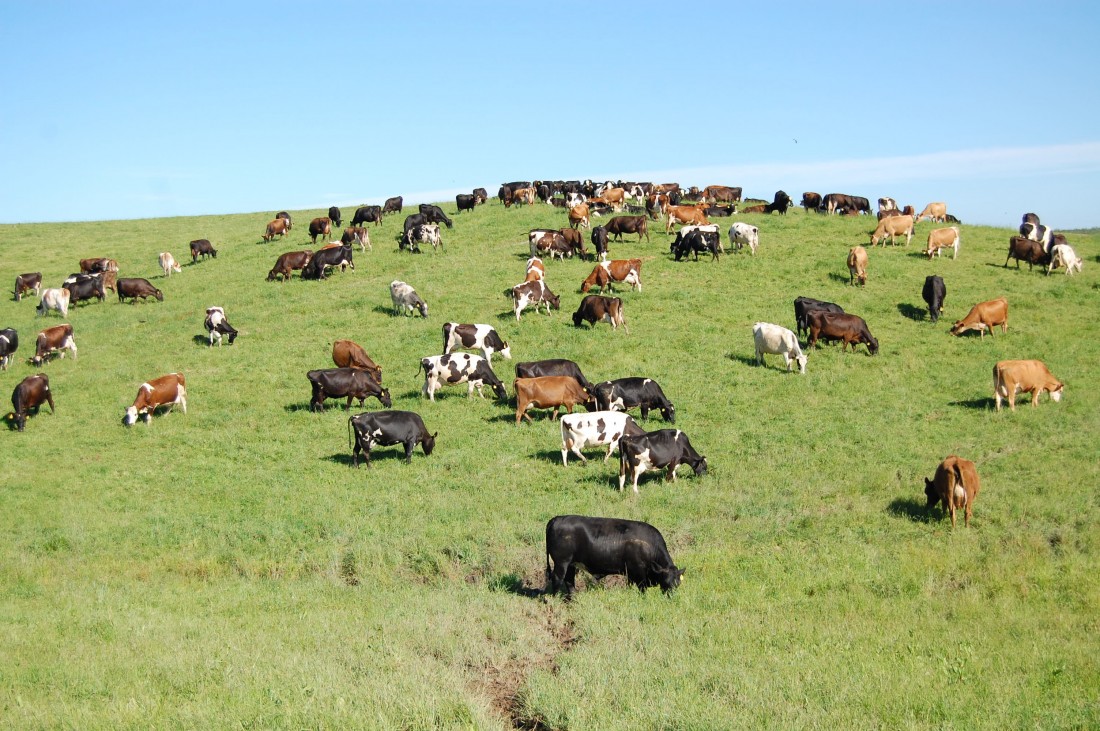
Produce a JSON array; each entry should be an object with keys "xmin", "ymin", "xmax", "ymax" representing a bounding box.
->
[
  {"xmin": 403, "ymin": 440, "xmax": 414, "ymax": 464},
  {"xmin": 667, "ymin": 462, "xmax": 680, "ymax": 482}
]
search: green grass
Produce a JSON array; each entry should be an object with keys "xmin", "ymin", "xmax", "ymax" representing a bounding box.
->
[{"xmin": 1, "ymin": 201, "xmax": 1098, "ymax": 729}]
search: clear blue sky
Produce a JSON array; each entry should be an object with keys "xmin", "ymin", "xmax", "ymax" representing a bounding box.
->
[{"xmin": 2, "ymin": 2, "xmax": 1099, "ymax": 228}]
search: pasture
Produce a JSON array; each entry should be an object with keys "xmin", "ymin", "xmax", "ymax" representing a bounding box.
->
[{"xmin": 1, "ymin": 199, "xmax": 1098, "ymax": 729}]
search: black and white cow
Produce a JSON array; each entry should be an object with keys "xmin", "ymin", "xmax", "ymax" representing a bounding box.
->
[
  {"xmin": 348, "ymin": 410, "xmax": 437, "ymax": 467},
  {"xmin": 592, "ymin": 377, "xmax": 675, "ymax": 422},
  {"xmin": 403, "ymin": 223, "xmax": 442, "ymax": 252},
  {"xmin": 0, "ymin": 328, "xmax": 18, "ymax": 370},
  {"xmin": 307, "ymin": 368, "xmax": 392, "ymax": 412},
  {"xmin": 302, "ymin": 244, "xmax": 354, "ymax": 279},
  {"xmin": 545, "ymin": 515, "xmax": 684, "ymax": 596},
  {"xmin": 560, "ymin": 411, "xmax": 645, "ymax": 465},
  {"xmin": 14, "ymin": 273, "xmax": 42, "ymax": 301},
  {"xmin": 793, "ymin": 296, "xmax": 844, "ymax": 338},
  {"xmin": 204, "ymin": 306, "xmax": 238, "ymax": 346},
  {"xmin": 62, "ymin": 273, "xmax": 106, "ymax": 306},
  {"xmin": 419, "ymin": 353, "xmax": 507, "ymax": 401},
  {"xmin": 442, "ymin": 323, "xmax": 511, "ymax": 364},
  {"xmin": 922, "ymin": 276, "xmax": 947, "ymax": 323},
  {"xmin": 515, "ymin": 359, "xmax": 592, "ymax": 391},
  {"xmin": 1019, "ymin": 221, "xmax": 1054, "ymax": 251},
  {"xmin": 671, "ymin": 229, "xmax": 720, "ymax": 262},
  {"xmin": 618, "ymin": 429, "xmax": 708, "ymax": 493}
]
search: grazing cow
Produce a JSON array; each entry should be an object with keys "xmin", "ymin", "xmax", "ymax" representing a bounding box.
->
[
  {"xmin": 878, "ymin": 197, "xmax": 898, "ymax": 213},
  {"xmin": 870, "ymin": 215, "xmax": 914, "ymax": 246},
  {"xmin": 1047, "ymin": 243, "xmax": 1083, "ymax": 275},
  {"xmin": 419, "ymin": 353, "xmax": 507, "ymax": 401},
  {"xmin": 545, "ymin": 515, "xmax": 684, "ymax": 596},
  {"xmin": 618, "ymin": 429, "xmax": 707, "ymax": 493},
  {"xmin": 390, "ymin": 280, "xmax": 428, "ymax": 317},
  {"xmin": 190, "ymin": 239, "xmax": 218, "ymax": 261},
  {"xmin": 915, "ymin": 202, "xmax": 948, "ymax": 223},
  {"xmin": 31, "ymin": 324, "xmax": 77, "ymax": 365},
  {"xmin": 514, "ymin": 376, "xmax": 594, "ymax": 425},
  {"xmin": 703, "ymin": 185, "xmax": 742, "ymax": 204},
  {"xmin": 847, "ymin": 246, "xmax": 869, "ymax": 287},
  {"xmin": 267, "ymin": 250, "xmax": 313, "ymax": 281},
  {"xmin": 702, "ymin": 204, "xmax": 737, "ymax": 218},
  {"xmin": 79, "ymin": 258, "xmax": 118, "ymax": 274},
  {"xmin": 950, "ymin": 297, "xmax": 1008, "ymax": 339},
  {"xmin": 925, "ymin": 227, "xmax": 960, "ymax": 259},
  {"xmin": 753, "ymin": 323, "xmax": 807, "ymax": 374},
  {"xmin": 573, "ymin": 295, "xmax": 628, "ymax": 331},
  {"xmin": 62, "ymin": 274, "xmax": 106, "ymax": 306},
  {"xmin": 456, "ymin": 193, "xmax": 477, "ymax": 213},
  {"xmin": 559, "ymin": 411, "xmax": 644, "ymax": 465},
  {"xmin": 822, "ymin": 193, "xmax": 869, "ymax": 215},
  {"xmin": 36, "ymin": 288, "xmax": 71, "ymax": 318},
  {"xmin": 516, "ymin": 359, "xmax": 592, "ymax": 391},
  {"xmin": 665, "ymin": 205, "xmax": 710, "ymax": 233},
  {"xmin": 589, "ymin": 187, "xmax": 626, "ymax": 210},
  {"xmin": 524, "ymin": 257, "xmax": 545, "ymax": 282},
  {"xmin": 510, "ymin": 280, "xmax": 560, "ymax": 320},
  {"xmin": 159, "ymin": 252, "xmax": 182, "ymax": 277},
  {"xmin": 605, "ymin": 215, "xmax": 649, "ymax": 243},
  {"xmin": 302, "ymin": 244, "xmax": 354, "ymax": 279},
  {"xmin": 1005, "ymin": 236, "xmax": 1051, "ymax": 271},
  {"xmin": 993, "ymin": 359, "xmax": 1064, "ymax": 412},
  {"xmin": 558, "ymin": 227, "xmax": 587, "ymax": 258},
  {"xmin": 117, "ymin": 278, "xmax": 163, "ymax": 303},
  {"xmin": 922, "ymin": 276, "xmax": 947, "ymax": 323},
  {"xmin": 404, "ymin": 223, "xmax": 442, "ymax": 253},
  {"xmin": 9, "ymin": 373, "xmax": 55, "ymax": 431},
  {"xmin": 204, "ymin": 306, "xmax": 238, "ymax": 346},
  {"xmin": 382, "ymin": 196, "xmax": 404, "ymax": 215},
  {"xmin": 807, "ymin": 311, "xmax": 879, "ymax": 355},
  {"xmin": 332, "ymin": 339, "xmax": 382, "ymax": 382},
  {"xmin": 14, "ymin": 273, "xmax": 43, "ymax": 301},
  {"xmin": 307, "ymin": 367, "xmax": 391, "ymax": 412},
  {"xmin": 498, "ymin": 185, "xmax": 515, "ymax": 208},
  {"xmin": 443, "ymin": 323, "xmax": 511, "ymax": 364},
  {"xmin": 528, "ymin": 229, "xmax": 567, "ymax": 259},
  {"xmin": 592, "ymin": 377, "xmax": 674, "ymax": 422},
  {"xmin": 877, "ymin": 208, "xmax": 908, "ymax": 220},
  {"xmin": 123, "ymin": 373, "xmax": 186, "ymax": 426},
  {"xmin": 590, "ymin": 226, "xmax": 609, "ymax": 259},
  {"xmin": 801, "ymin": 192, "xmax": 822, "ymax": 212},
  {"xmin": 275, "ymin": 211, "xmax": 292, "ymax": 230},
  {"xmin": 351, "ymin": 205, "xmax": 383, "ymax": 227},
  {"xmin": 944, "ymin": 214, "xmax": 961, "ymax": 224},
  {"xmin": 341, "ymin": 226, "xmax": 372, "ymax": 252},
  {"xmin": 671, "ymin": 229, "xmax": 721, "ymax": 262},
  {"xmin": 793, "ymin": 296, "xmax": 844, "ymax": 337},
  {"xmin": 308, "ymin": 217, "xmax": 332, "ymax": 244},
  {"xmin": 417, "ymin": 204, "xmax": 453, "ymax": 229},
  {"xmin": 568, "ymin": 203, "xmax": 590, "ymax": 230},
  {"xmin": 728, "ymin": 222, "xmax": 759, "ymax": 255},
  {"xmin": 580, "ymin": 259, "xmax": 642, "ymax": 293},
  {"xmin": 263, "ymin": 218, "xmax": 290, "ymax": 242},
  {"xmin": 328, "ymin": 206, "xmax": 342, "ymax": 227},
  {"xmin": 761, "ymin": 190, "xmax": 793, "ymax": 214},
  {"xmin": 925, "ymin": 456, "xmax": 981, "ymax": 528},
  {"xmin": 0, "ymin": 328, "xmax": 18, "ymax": 370},
  {"xmin": 348, "ymin": 411, "xmax": 436, "ymax": 467}
]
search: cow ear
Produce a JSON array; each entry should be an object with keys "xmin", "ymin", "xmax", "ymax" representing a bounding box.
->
[{"xmin": 431, "ymin": 432, "xmax": 439, "ymax": 438}]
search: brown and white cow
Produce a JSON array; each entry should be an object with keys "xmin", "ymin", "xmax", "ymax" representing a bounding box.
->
[
  {"xmin": 665, "ymin": 205, "xmax": 710, "ymax": 233},
  {"xmin": 993, "ymin": 359, "xmax": 1063, "ymax": 411},
  {"xmin": 308, "ymin": 217, "xmax": 332, "ymax": 244},
  {"xmin": 870, "ymin": 215, "xmax": 914, "ymax": 246},
  {"xmin": 31, "ymin": 324, "xmax": 77, "ymax": 366},
  {"xmin": 513, "ymin": 376, "xmax": 594, "ymax": 425},
  {"xmin": 951, "ymin": 297, "xmax": 1008, "ymax": 338},
  {"xmin": 568, "ymin": 203, "xmax": 590, "ymax": 230},
  {"xmin": 332, "ymin": 339, "xmax": 382, "ymax": 382},
  {"xmin": 14, "ymin": 272, "xmax": 42, "ymax": 301},
  {"xmin": 925, "ymin": 227, "xmax": 960, "ymax": 259},
  {"xmin": 124, "ymin": 373, "xmax": 187, "ymax": 426},
  {"xmin": 341, "ymin": 226, "xmax": 372, "ymax": 252},
  {"xmin": 159, "ymin": 252, "xmax": 182, "ymax": 277},
  {"xmin": 924, "ymin": 456, "xmax": 981, "ymax": 528},
  {"xmin": 9, "ymin": 373, "xmax": 55, "ymax": 432},
  {"xmin": 915, "ymin": 202, "xmax": 948, "ymax": 223},
  {"xmin": 847, "ymin": 246, "xmax": 868, "ymax": 287},
  {"xmin": 510, "ymin": 280, "xmax": 560, "ymax": 320},
  {"xmin": 79, "ymin": 258, "xmax": 119, "ymax": 274},
  {"xmin": 573, "ymin": 295, "xmax": 628, "ymax": 332},
  {"xmin": 524, "ymin": 257, "xmax": 545, "ymax": 283},
  {"xmin": 263, "ymin": 218, "xmax": 290, "ymax": 242},
  {"xmin": 580, "ymin": 259, "xmax": 642, "ymax": 294},
  {"xmin": 589, "ymin": 187, "xmax": 626, "ymax": 211}
]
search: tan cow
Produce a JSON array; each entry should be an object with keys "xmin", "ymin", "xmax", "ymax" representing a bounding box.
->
[
  {"xmin": 263, "ymin": 218, "xmax": 290, "ymax": 242},
  {"xmin": 915, "ymin": 202, "xmax": 947, "ymax": 222},
  {"xmin": 513, "ymin": 187, "xmax": 536, "ymax": 206},
  {"xmin": 568, "ymin": 203, "xmax": 590, "ymax": 230},
  {"xmin": 580, "ymin": 259, "xmax": 642, "ymax": 293},
  {"xmin": 870, "ymin": 215, "xmax": 914, "ymax": 246},
  {"xmin": 951, "ymin": 297, "xmax": 1008, "ymax": 338},
  {"xmin": 332, "ymin": 340, "xmax": 382, "ymax": 382},
  {"xmin": 993, "ymin": 359, "xmax": 1064, "ymax": 411},
  {"xmin": 590, "ymin": 187, "xmax": 626, "ymax": 211},
  {"xmin": 123, "ymin": 373, "xmax": 186, "ymax": 426},
  {"xmin": 847, "ymin": 246, "xmax": 868, "ymax": 287},
  {"xmin": 925, "ymin": 226, "xmax": 961, "ymax": 259},
  {"xmin": 513, "ymin": 376, "xmax": 594, "ymax": 425},
  {"xmin": 924, "ymin": 456, "xmax": 981, "ymax": 528},
  {"xmin": 159, "ymin": 252, "xmax": 182, "ymax": 277},
  {"xmin": 665, "ymin": 205, "xmax": 710, "ymax": 233}
]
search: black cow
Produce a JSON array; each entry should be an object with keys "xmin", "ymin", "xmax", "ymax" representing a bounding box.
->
[
  {"xmin": 592, "ymin": 377, "xmax": 674, "ymax": 422},
  {"xmin": 402, "ymin": 213, "xmax": 430, "ymax": 238},
  {"xmin": 382, "ymin": 196, "xmax": 403, "ymax": 215},
  {"xmin": 671, "ymin": 230, "xmax": 720, "ymax": 262},
  {"xmin": 275, "ymin": 211, "xmax": 292, "ymax": 229},
  {"xmin": 14, "ymin": 273, "xmax": 42, "ymax": 302},
  {"xmin": 1005, "ymin": 236, "xmax": 1051, "ymax": 270},
  {"xmin": 545, "ymin": 515, "xmax": 684, "ymax": 596},
  {"xmin": 117, "ymin": 278, "xmax": 163, "ymax": 303},
  {"xmin": 807, "ymin": 311, "xmax": 878, "ymax": 355},
  {"xmin": 801, "ymin": 192, "xmax": 822, "ymax": 212},
  {"xmin": 417, "ymin": 204, "xmax": 453, "ymax": 229},
  {"xmin": 618, "ymin": 429, "xmax": 707, "ymax": 493},
  {"xmin": 605, "ymin": 216, "xmax": 649, "ymax": 242},
  {"xmin": 922, "ymin": 276, "xmax": 947, "ymax": 323},
  {"xmin": 498, "ymin": 185, "xmax": 514, "ymax": 208},
  {"xmin": 352, "ymin": 205, "xmax": 383, "ymax": 227},
  {"xmin": 10, "ymin": 373, "xmax": 54, "ymax": 431},
  {"xmin": 591, "ymin": 226, "xmax": 609, "ymax": 259},
  {"xmin": 764, "ymin": 190, "xmax": 793, "ymax": 215},
  {"xmin": 62, "ymin": 274, "xmax": 106, "ymax": 306},
  {"xmin": 307, "ymin": 367, "xmax": 392, "ymax": 412},
  {"xmin": 302, "ymin": 245, "xmax": 354, "ymax": 280},
  {"xmin": 793, "ymin": 296, "xmax": 845, "ymax": 337},
  {"xmin": 702, "ymin": 204, "xmax": 737, "ymax": 217},
  {"xmin": 536, "ymin": 183, "xmax": 551, "ymax": 203},
  {"xmin": 472, "ymin": 187, "xmax": 488, "ymax": 204},
  {"xmin": 328, "ymin": 206, "xmax": 343, "ymax": 227},
  {"xmin": 0, "ymin": 328, "xmax": 17, "ymax": 370},
  {"xmin": 456, "ymin": 193, "xmax": 477, "ymax": 213},
  {"xmin": 190, "ymin": 239, "xmax": 218, "ymax": 262},
  {"xmin": 514, "ymin": 359, "xmax": 593, "ymax": 392},
  {"xmin": 348, "ymin": 411, "xmax": 437, "ymax": 467}
]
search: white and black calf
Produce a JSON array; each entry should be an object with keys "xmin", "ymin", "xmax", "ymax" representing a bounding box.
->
[
  {"xmin": 442, "ymin": 323, "xmax": 511, "ymax": 364},
  {"xmin": 560, "ymin": 411, "xmax": 645, "ymax": 466},
  {"xmin": 348, "ymin": 410, "xmax": 437, "ymax": 467},
  {"xmin": 592, "ymin": 377, "xmax": 675, "ymax": 422},
  {"xmin": 0, "ymin": 328, "xmax": 17, "ymax": 370},
  {"xmin": 307, "ymin": 368, "xmax": 392, "ymax": 412},
  {"xmin": 618, "ymin": 429, "xmax": 708, "ymax": 493},
  {"xmin": 204, "ymin": 306, "xmax": 238, "ymax": 346},
  {"xmin": 419, "ymin": 353, "xmax": 507, "ymax": 401},
  {"xmin": 729, "ymin": 222, "xmax": 759, "ymax": 255}
]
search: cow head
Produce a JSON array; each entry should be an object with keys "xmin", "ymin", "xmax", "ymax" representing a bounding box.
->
[
  {"xmin": 491, "ymin": 381, "xmax": 508, "ymax": 400},
  {"xmin": 654, "ymin": 565, "xmax": 685, "ymax": 593},
  {"xmin": 795, "ymin": 353, "xmax": 808, "ymax": 374},
  {"xmin": 123, "ymin": 406, "xmax": 142, "ymax": 426},
  {"xmin": 692, "ymin": 456, "xmax": 707, "ymax": 477},
  {"xmin": 153, "ymin": 288, "xmax": 164, "ymax": 302},
  {"xmin": 1050, "ymin": 383, "xmax": 1064, "ymax": 403},
  {"xmin": 866, "ymin": 336, "xmax": 880, "ymax": 356},
  {"xmin": 924, "ymin": 478, "xmax": 941, "ymax": 508},
  {"xmin": 661, "ymin": 403, "xmax": 676, "ymax": 423},
  {"xmin": 422, "ymin": 432, "xmax": 438, "ymax": 455},
  {"xmin": 379, "ymin": 388, "xmax": 393, "ymax": 408}
]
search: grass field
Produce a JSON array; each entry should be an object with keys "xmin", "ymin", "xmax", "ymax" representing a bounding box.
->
[{"xmin": 1, "ymin": 198, "xmax": 1098, "ymax": 729}]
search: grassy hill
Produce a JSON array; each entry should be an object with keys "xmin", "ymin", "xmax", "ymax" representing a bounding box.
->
[{"xmin": 1, "ymin": 200, "xmax": 1097, "ymax": 729}]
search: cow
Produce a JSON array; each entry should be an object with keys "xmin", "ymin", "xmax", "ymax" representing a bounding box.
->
[
  {"xmin": 79, "ymin": 258, "xmax": 118, "ymax": 274},
  {"xmin": 545, "ymin": 515, "xmax": 684, "ymax": 596},
  {"xmin": 753, "ymin": 323, "xmax": 807, "ymax": 374},
  {"xmin": 703, "ymin": 185, "xmax": 742, "ymax": 204},
  {"xmin": 348, "ymin": 411, "xmax": 437, "ymax": 467},
  {"xmin": 473, "ymin": 187, "xmax": 488, "ymax": 205},
  {"xmin": 14, "ymin": 273, "xmax": 42, "ymax": 302},
  {"xmin": 514, "ymin": 376, "xmax": 594, "ymax": 425},
  {"xmin": 590, "ymin": 226, "xmax": 609, "ymax": 260},
  {"xmin": 665, "ymin": 205, "xmax": 710, "ymax": 233},
  {"xmin": 351, "ymin": 205, "xmax": 383, "ymax": 227},
  {"xmin": 123, "ymin": 372, "xmax": 186, "ymax": 426},
  {"xmin": 925, "ymin": 227, "xmax": 960, "ymax": 259},
  {"xmin": 807, "ymin": 311, "xmax": 879, "ymax": 355},
  {"xmin": 404, "ymin": 223, "xmax": 442, "ymax": 253},
  {"xmin": 510, "ymin": 280, "xmax": 560, "ymax": 320},
  {"xmin": 922, "ymin": 276, "xmax": 947, "ymax": 323},
  {"xmin": 308, "ymin": 217, "xmax": 332, "ymax": 244},
  {"xmin": 568, "ymin": 203, "xmax": 590, "ymax": 230},
  {"xmin": 761, "ymin": 190, "xmax": 793, "ymax": 215},
  {"xmin": 877, "ymin": 208, "xmax": 908, "ymax": 220},
  {"xmin": 924, "ymin": 456, "xmax": 981, "ymax": 528},
  {"xmin": 589, "ymin": 187, "xmax": 626, "ymax": 211},
  {"xmin": 456, "ymin": 193, "xmax": 477, "ymax": 213},
  {"xmin": 878, "ymin": 197, "xmax": 898, "ymax": 213},
  {"xmin": 536, "ymin": 184, "xmax": 552, "ymax": 203},
  {"xmin": 419, "ymin": 353, "xmax": 507, "ymax": 401},
  {"xmin": 580, "ymin": 259, "xmax": 642, "ymax": 294},
  {"xmin": 604, "ymin": 215, "xmax": 649, "ymax": 243},
  {"xmin": 389, "ymin": 280, "xmax": 428, "ymax": 317},
  {"xmin": 36, "ymin": 288, "xmax": 71, "ymax": 318},
  {"xmin": 870, "ymin": 215, "xmax": 914, "ymax": 247},
  {"xmin": 62, "ymin": 273, "xmax": 105, "ymax": 306},
  {"xmin": 950, "ymin": 297, "xmax": 1007, "ymax": 339},
  {"xmin": 341, "ymin": 226, "xmax": 372, "ymax": 252},
  {"xmin": 1005, "ymin": 236, "xmax": 1051, "ymax": 271},
  {"xmin": 159, "ymin": 252, "xmax": 182, "ymax": 277},
  {"xmin": 267, "ymin": 250, "xmax": 313, "ymax": 281},
  {"xmin": 847, "ymin": 246, "xmax": 869, "ymax": 287},
  {"xmin": 798, "ymin": 192, "xmax": 820, "ymax": 213},
  {"xmin": 512, "ymin": 187, "xmax": 537, "ymax": 206},
  {"xmin": 728, "ymin": 222, "xmax": 759, "ymax": 255},
  {"xmin": 117, "ymin": 278, "xmax": 163, "ymax": 303},
  {"xmin": 618, "ymin": 429, "xmax": 707, "ymax": 493},
  {"xmin": 515, "ymin": 359, "xmax": 592, "ymax": 391},
  {"xmin": 30, "ymin": 324, "xmax": 76, "ymax": 366},
  {"xmin": 993, "ymin": 359, "xmax": 1063, "ymax": 412},
  {"xmin": 204, "ymin": 306, "xmax": 238, "ymax": 346},
  {"xmin": 499, "ymin": 185, "xmax": 515, "ymax": 208},
  {"xmin": 302, "ymin": 244, "xmax": 353, "ymax": 279},
  {"xmin": 8, "ymin": 373, "xmax": 54, "ymax": 431},
  {"xmin": 263, "ymin": 218, "xmax": 291, "ymax": 242},
  {"xmin": 0, "ymin": 328, "xmax": 18, "ymax": 370},
  {"xmin": 332, "ymin": 339, "xmax": 382, "ymax": 382},
  {"xmin": 1047, "ymin": 243, "xmax": 1083, "ymax": 275},
  {"xmin": 417, "ymin": 203, "xmax": 453, "ymax": 229},
  {"xmin": 671, "ymin": 228, "xmax": 720, "ymax": 262},
  {"xmin": 573, "ymin": 295, "xmax": 627, "ymax": 331},
  {"xmin": 382, "ymin": 196, "xmax": 404, "ymax": 215},
  {"xmin": 1019, "ymin": 222, "xmax": 1053, "ymax": 249},
  {"xmin": 190, "ymin": 239, "xmax": 218, "ymax": 261},
  {"xmin": 793, "ymin": 296, "xmax": 844, "ymax": 337},
  {"xmin": 328, "ymin": 206, "xmax": 342, "ymax": 227},
  {"xmin": 524, "ymin": 257, "xmax": 545, "ymax": 283},
  {"xmin": 275, "ymin": 211, "xmax": 293, "ymax": 230},
  {"xmin": 915, "ymin": 202, "xmax": 948, "ymax": 223},
  {"xmin": 442, "ymin": 323, "xmax": 510, "ymax": 364},
  {"xmin": 559, "ymin": 411, "xmax": 644, "ymax": 465},
  {"xmin": 592, "ymin": 377, "xmax": 674, "ymax": 423},
  {"xmin": 558, "ymin": 227, "xmax": 587, "ymax": 259},
  {"xmin": 307, "ymin": 367, "xmax": 391, "ymax": 412}
]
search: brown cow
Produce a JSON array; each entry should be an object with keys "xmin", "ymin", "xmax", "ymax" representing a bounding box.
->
[
  {"xmin": 123, "ymin": 373, "xmax": 187, "ymax": 426},
  {"xmin": 308, "ymin": 217, "xmax": 332, "ymax": 245},
  {"xmin": 267, "ymin": 250, "xmax": 313, "ymax": 281},
  {"xmin": 9, "ymin": 373, "xmax": 55, "ymax": 431},
  {"xmin": 14, "ymin": 273, "xmax": 42, "ymax": 301},
  {"xmin": 581, "ymin": 259, "xmax": 642, "ymax": 293},
  {"xmin": 1005, "ymin": 236, "xmax": 1050, "ymax": 270},
  {"xmin": 263, "ymin": 218, "xmax": 290, "ymax": 242},
  {"xmin": 925, "ymin": 227, "xmax": 960, "ymax": 259},
  {"xmin": 558, "ymin": 227, "xmax": 585, "ymax": 256},
  {"xmin": 606, "ymin": 216, "xmax": 650, "ymax": 242},
  {"xmin": 916, "ymin": 202, "xmax": 947, "ymax": 222},
  {"xmin": 665, "ymin": 205, "xmax": 710, "ymax": 233},
  {"xmin": 924, "ymin": 456, "xmax": 981, "ymax": 528},
  {"xmin": 513, "ymin": 376, "xmax": 594, "ymax": 425},
  {"xmin": 807, "ymin": 311, "xmax": 878, "ymax": 355},
  {"xmin": 801, "ymin": 192, "xmax": 821, "ymax": 212},
  {"xmin": 951, "ymin": 297, "xmax": 1008, "ymax": 339},
  {"xmin": 589, "ymin": 187, "xmax": 626, "ymax": 211},
  {"xmin": 341, "ymin": 226, "xmax": 372, "ymax": 252},
  {"xmin": 573, "ymin": 295, "xmax": 628, "ymax": 332},
  {"xmin": 993, "ymin": 359, "xmax": 1063, "ymax": 411},
  {"xmin": 704, "ymin": 185, "xmax": 742, "ymax": 204},
  {"xmin": 870, "ymin": 216, "xmax": 914, "ymax": 246},
  {"xmin": 31, "ymin": 324, "xmax": 77, "ymax": 366},
  {"xmin": 332, "ymin": 340, "xmax": 383, "ymax": 382},
  {"xmin": 80, "ymin": 258, "xmax": 119, "ymax": 274},
  {"xmin": 568, "ymin": 203, "xmax": 590, "ymax": 230},
  {"xmin": 847, "ymin": 246, "xmax": 868, "ymax": 287}
]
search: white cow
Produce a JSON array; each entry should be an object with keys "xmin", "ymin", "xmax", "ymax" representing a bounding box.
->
[
  {"xmin": 729, "ymin": 222, "xmax": 760, "ymax": 255},
  {"xmin": 390, "ymin": 280, "xmax": 428, "ymax": 317},
  {"xmin": 753, "ymin": 322, "xmax": 807, "ymax": 374},
  {"xmin": 1047, "ymin": 243, "xmax": 1083, "ymax": 275},
  {"xmin": 36, "ymin": 288, "xmax": 70, "ymax": 318},
  {"xmin": 159, "ymin": 252, "xmax": 182, "ymax": 277},
  {"xmin": 560, "ymin": 411, "xmax": 644, "ymax": 466}
]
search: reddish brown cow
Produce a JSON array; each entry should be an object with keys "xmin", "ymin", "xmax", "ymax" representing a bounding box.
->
[
  {"xmin": 9, "ymin": 373, "xmax": 55, "ymax": 431},
  {"xmin": 79, "ymin": 258, "xmax": 119, "ymax": 274},
  {"xmin": 573, "ymin": 295, "xmax": 628, "ymax": 332},
  {"xmin": 581, "ymin": 259, "xmax": 642, "ymax": 293},
  {"xmin": 514, "ymin": 376, "xmax": 594, "ymax": 425},
  {"xmin": 308, "ymin": 217, "xmax": 332, "ymax": 244},
  {"xmin": 267, "ymin": 250, "xmax": 313, "ymax": 281},
  {"xmin": 123, "ymin": 372, "xmax": 187, "ymax": 426},
  {"xmin": 263, "ymin": 218, "xmax": 290, "ymax": 242},
  {"xmin": 951, "ymin": 297, "xmax": 1008, "ymax": 339},
  {"xmin": 341, "ymin": 226, "xmax": 372, "ymax": 252},
  {"xmin": 924, "ymin": 456, "xmax": 981, "ymax": 528},
  {"xmin": 993, "ymin": 359, "xmax": 1063, "ymax": 411},
  {"xmin": 665, "ymin": 205, "xmax": 710, "ymax": 233},
  {"xmin": 332, "ymin": 339, "xmax": 383, "ymax": 382},
  {"xmin": 31, "ymin": 324, "xmax": 77, "ymax": 366}
]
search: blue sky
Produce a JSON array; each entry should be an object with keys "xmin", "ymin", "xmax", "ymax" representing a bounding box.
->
[{"xmin": 2, "ymin": 2, "xmax": 1098, "ymax": 228}]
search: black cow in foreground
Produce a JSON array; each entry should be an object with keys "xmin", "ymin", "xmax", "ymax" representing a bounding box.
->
[
  {"xmin": 10, "ymin": 373, "xmax": 55, "ymax": 431},
  {"xmin": 592, "ymin": 377, "xmax": 675, "ymax": 422},
  {"xmin": 793, "ymin": 296, "xmax": 844, "ymax": 337},
  {"xmin": 307, "ymin": 368, "xmax": 392, "ymax": 412},
  {"xmin": 456, "ymin": 194, "xmax": 477, "ymax": 213},
  {"xmin": 352, "ymin": 205, "xmax": 383, "ymax": 227},
  {"xmin": 515, "ymin": 359, "xmax": 593, "ymax": 391},
  {"xmin": 348, "ymin": 411, "xmax": 437, "ymax": 467},
  {"xmin": 618, "ymin": 429, "xmax": 708, "ymax": 493},
  {"xmin": 328, "ymin": 206, "xmax": 342, "ymax": 227},
  {"xmin": 545, "ymin": 515, "xmax": 684, "ymax": 596},
  {"xmin": 0, "ymin": 328, "xmax": 18, "ymax": 370},
  {"xmin": 922, "ymin": 276, "xmax": 947, "ymax": 323},
  {"xmin": 417, "ymin": 203, "xmax": 453, "ymax": 229}
]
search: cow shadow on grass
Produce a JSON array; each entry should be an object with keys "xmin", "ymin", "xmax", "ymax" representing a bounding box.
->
[
  {"xmin": 325, "ymin": 451, "xmax": 409, "ymax": 468},
  {"xmin": 887, "ymin": 497, "xmax": 934, "ymax": 524},
  {"xmin": 727, "ymin": 353, "xmax": 758, "ymax": 368},
  {"xmin": 897, "ymin": 303, "xmax": 927, "ymax": 321},
  {"xmin": 949, "ymin": 397, "xmax": 995, "ymax": 410},
  {"xmin": 827, "ymin": 272, "xmax": 853, "ymax": 285},
  {"xmin": 487, "ymin": 572, "xmax": 544, "ymax": 598}
]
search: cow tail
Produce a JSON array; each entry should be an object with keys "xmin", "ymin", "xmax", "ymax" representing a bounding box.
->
[
  {"xmin": 348, "ymin": 416, "xmax": 355, "ymax": 453},
  {"xmin": 951, "ymin": 460, "xmax": 966, "ymax": 497}
]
